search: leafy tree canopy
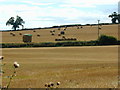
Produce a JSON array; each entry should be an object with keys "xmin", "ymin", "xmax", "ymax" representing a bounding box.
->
[
  {"xmin": 6, "ymin": 15, "xmax": 25, "ymax": 30},
  {"xmin": 109, "ymin": 12, "xmax": 120, "ymax": 24}
]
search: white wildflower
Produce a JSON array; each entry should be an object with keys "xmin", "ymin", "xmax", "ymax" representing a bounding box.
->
[
  {"xmin": 57, "ymin": 82, "xmax": 60, "ymax": 85},
  {"xmin": 14, "ymin": 62, "xmax": 20, "ymax": 68},
  {"xmin": 0, "ymin": 56, "xmax": 4, "ymax": 60}
]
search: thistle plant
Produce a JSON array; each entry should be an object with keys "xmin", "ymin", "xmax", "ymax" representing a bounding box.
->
[
  {"xmin": 0, "ymin": 56, "xmax": 4, "ymax": 60},
  {"xmin": 6, "ymin": 62, "xmax": 20, "ymax": 89},
  {"xmin": 0, "ymin": 56, "xmax": 4, "ymax": 89},
  {"xmin": 0, "ymin": 56, "xmax": 20, "ymax": 89}
]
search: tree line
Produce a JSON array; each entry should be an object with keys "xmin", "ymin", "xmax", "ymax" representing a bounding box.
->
[{"xmin": 6, "ymin": 12, "xmax": 120, "ymax": 30}]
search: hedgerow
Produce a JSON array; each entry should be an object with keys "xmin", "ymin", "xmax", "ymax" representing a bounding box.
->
[{"xmin": 1, "ymin": 35, "xmax": 119, "ymax": 48}]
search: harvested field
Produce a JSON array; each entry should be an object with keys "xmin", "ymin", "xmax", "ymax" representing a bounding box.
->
[
  {"xmin": 1, "ymin": 24, "xmax": 118, "ymax": 43},
  {"xmin": 2, "ymin": 46, "xmax": 118, "ymax": 88}
]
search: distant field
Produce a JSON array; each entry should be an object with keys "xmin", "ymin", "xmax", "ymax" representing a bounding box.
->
[
  {"xmin": 1, "ymin": 24, "xmax": 118, "ymax": 43},
  {"xmin": 2, "ymin": 46, "xmax": 118, "ymax": 88}
]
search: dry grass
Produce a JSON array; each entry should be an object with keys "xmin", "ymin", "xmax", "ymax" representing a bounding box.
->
[
  {"xmin": 1, "ymin": 24, "xmax": 118, "ymax": 43},
  {"xmin": 1, "ymin": 24, "xmax": 118, "ymax": 88},
  {"xmin": 2, "ymin": 46, "xmax": 118, "ymax": 88}
]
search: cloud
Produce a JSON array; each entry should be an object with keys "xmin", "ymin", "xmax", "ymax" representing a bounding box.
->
[
  {"xmin": 60, "ymin": 3, "xmax": 95, "ymax": 8},
  {"xmin": 59, "ymin": 0, "xmax": 119, "ymax": 8},
  {"xmin": 0, "ymin": 0, "xmax": 118, "ymax": 30},
  {"xmin": 21, "ymin": 1, "xmax": 54, "ymax": 6},
  {"xmin": 0, "ymin": 0, "xmax": 6, "ymax": 2},
  {"xmin": 64, "ymin": 0, "xmax": 119, "ymax": 5}
]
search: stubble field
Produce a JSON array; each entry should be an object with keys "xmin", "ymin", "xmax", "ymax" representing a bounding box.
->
[{"xmin": 2, "ymin": 46, "xmax": 118, "ymax": 88}]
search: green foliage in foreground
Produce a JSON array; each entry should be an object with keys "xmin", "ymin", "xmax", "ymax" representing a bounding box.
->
[{"xmin": 1, "ymin": 35, "xmax": 119, "ymax": 48}]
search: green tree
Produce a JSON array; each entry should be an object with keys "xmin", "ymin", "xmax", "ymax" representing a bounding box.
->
[
  {"xmin": 118, "ymin": 14, "xmax": 120, "ymax": 23},
  {"xmin": 6, "ymin": 15, "xmax": 25, "ymax": 30},
  {"xmin": 98, "ymin": 35, "xmax": 117, "ymax": 45},
  {"xmin": 109, "ymin": 12, "xmax": 120, "ymax": 24}
]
